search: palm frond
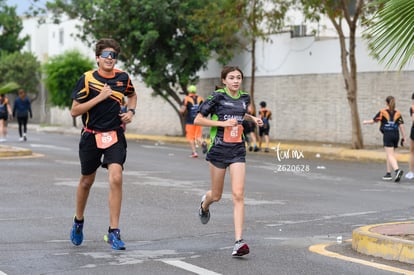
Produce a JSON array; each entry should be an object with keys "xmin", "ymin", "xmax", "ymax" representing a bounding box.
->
[{"xmin": 365, "ymin": 0, "xmax": 414, "ymax": 70}]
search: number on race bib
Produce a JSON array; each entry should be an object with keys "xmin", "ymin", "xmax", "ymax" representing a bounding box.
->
[
  {"xmin": 223, "ymin": 125, "xmax": 243, "ymax": 143},
  {"xmin": 95, "ymin": 130, "xmax": 118, "ymax": 149}
]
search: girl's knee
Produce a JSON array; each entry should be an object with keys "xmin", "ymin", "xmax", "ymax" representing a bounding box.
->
[{"xmin": 232, "ymin": 192, "xmax": 244, "ymax": 203}]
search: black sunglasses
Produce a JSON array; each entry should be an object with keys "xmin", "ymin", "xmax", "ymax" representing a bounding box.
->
[{"xmin": 100, "ymin": 51, "xmax": 118, "ymax": 59}]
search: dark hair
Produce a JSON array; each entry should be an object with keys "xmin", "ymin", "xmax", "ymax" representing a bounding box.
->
[
  {"xmin": 386, "ymin": 96, "xmax": 395, "ymax": 111},
  {"xmin": 95, "ymin": 38, "xmax": 121, "ymax": 56},
  {"xmin": 260, "ymin": 101, "xmax": 266, "ymax": 107},
  {"xmin": 411, "ymin": 93, "xmax": 414, "ymax": 100},
  {"xmin": 221, "ymin": 66, "xmax": 244, "ymax": 81}
]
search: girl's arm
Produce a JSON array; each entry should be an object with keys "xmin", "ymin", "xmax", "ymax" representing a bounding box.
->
[
  {"xmin": 399, "ymin": 123, "xmax": 406, "ymax": 143},
  {"xmin": 244, "ymin": 113, "xmax": 264, "ymax": 127},
  {"xmin": 7, "ymin": 103, "xmax": 12, "ymax": 116},
  {"xmin": 363, "ymin": 119, "xmax": 375, "ymax": 125}
]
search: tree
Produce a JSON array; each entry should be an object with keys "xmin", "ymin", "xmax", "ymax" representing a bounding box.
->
[
  {"xmin": 0, "ymin": 0, "xmax": 29, "ymax": 54},
  {"xmin": 299, "ymin": 0, "xmax": 375, "ymax": 149},
  {"xmin": 45, "ymin": 0, "xmax": 217, "ymax": 135},
  {"xmin": 0, "ymin": 0, "xmax": 35, "ymax": 97},
  {"xmin": 193, "ymin": 0, "xmax": 291, "ymax": 114},
  {"xmin": 364, "ymin": 0, "xmax": 414, "ymax": 70},
  {"xmin": 43, "ymin": 50, "xmax": 94, "ymax": 126},
  {"xmin": 0, "ymin": 82, "xmax": 19, "ymax": 95},
  {"xmin": 0, "ymin": 52, "xmax": 41, "ymax": 95}
]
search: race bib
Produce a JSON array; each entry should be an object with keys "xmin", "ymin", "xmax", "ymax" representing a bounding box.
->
[
  {"xmin": 95, "ymin": 130, "xmax": 118, "ymax": 149},
  {"xmin": 223, "ymin": 125, "xmax": 243, "ymax": 143}
]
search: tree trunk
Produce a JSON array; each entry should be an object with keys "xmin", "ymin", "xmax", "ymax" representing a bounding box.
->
[
  {"xmin": 347, "ymin": 23, "xmax": 363, "ymax": 149},
  {"xmin": 72, "ymin": 116, "xmax": 77, "ymax": 128},
  {"xmin": 250, "ymin": 38, "xmax": 257, "ymax": 114},
  {"xmin": 329, "ymin": 11, "xmax": 364, "ymax": 149},
  {"xmin": 179, "ymin": 111, "xmax": 186, "ymax": 136},
  {"xmin": 347, "ymin": 91, "xmax": 363, "ymax": 149}
]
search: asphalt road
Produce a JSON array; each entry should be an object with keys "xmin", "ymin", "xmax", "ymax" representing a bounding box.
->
[{"xmin": 1, "ymin": 131, "xmax": 414, "ymax": 275}]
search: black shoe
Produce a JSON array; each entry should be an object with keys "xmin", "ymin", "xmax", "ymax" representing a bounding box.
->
[
  {"xmin": 382, "ymin": 173, "xmax": 392, "ymax": 181},
  {"xmin": 253, "ymin": 146, "xmax": 259, "ymax": 152},
  {"xmin": 248, "ymin": 146, "xmax": 253, "ymax": 152},
  {"xmin": 395, "ymin": 169, "xmax": 403, "ymax": 183},
  {"xmin": 202, "ymin": 142, "xmax": 208, "ymax": 154}
]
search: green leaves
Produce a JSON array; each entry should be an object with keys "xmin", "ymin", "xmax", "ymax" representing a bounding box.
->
[
  {"xmin": 0, "ymin": 82, "xmax": 19, "ymax": 95},
  {"xmin": 365, "ymin": 0, "xmax": 414, "ymax": 70},
  {"xmin": 43, "ymin": 50, "xmax": 94, "ymax": 108},
  {"xmin": 0, "ymin": 1, "xmax": 29, "ymax": 54},
  {"xmin": 0, "ymin": 52, "xmax": 41, "ymax": 94},
  {"xmin": 0, "ymin": 2, "xmax": 40, "ymax": 94}
]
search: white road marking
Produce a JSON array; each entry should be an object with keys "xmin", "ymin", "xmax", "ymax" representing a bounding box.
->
[
  {"xmin": 161, "ymin": 259, "xmax": 222, "ymax": 275},
  {"xmin": 271, "ymin": 211, "xmax": 377, "ymax": 226},
  {"xmin": 30, "ymin": 144, "xmax": 71, "ymax": 151},
  {"xmin": 55, "ymin": 160, "xmax": 79, "ymax": 165},
  {"xmin": 0, "ymin": 271, "xmax": 8, "ymax": 275},
  {"xmin": 140, "ymin": 145, "xmax": 187, "ymax": 152}
]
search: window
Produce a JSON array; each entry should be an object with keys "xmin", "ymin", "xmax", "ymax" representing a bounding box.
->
[{"xmin": 59, "ymin": 28, "xmax": 64, "ymax": 45}]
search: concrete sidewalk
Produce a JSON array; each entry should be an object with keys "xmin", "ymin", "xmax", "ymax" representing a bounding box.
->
[{"xmin": 1, "ymin": 123, "xmax": 414, "ymax": 264}]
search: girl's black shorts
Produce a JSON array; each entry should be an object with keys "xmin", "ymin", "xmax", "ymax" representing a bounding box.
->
[
  {"xmin": 383, "ymin": 131, "xmax": 399, "ymax": 148},
  {"xmin": 206, "ymin": 141, "xmax": 246, "ymax": 169}
]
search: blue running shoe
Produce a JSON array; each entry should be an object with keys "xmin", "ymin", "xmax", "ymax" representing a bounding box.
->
[
  {"xmin": 70, "ymin": 217, "xmax": 84, "ymax": 246},
  {"xmin": 104, "ymin": 228, "xmax": 126, "ymax": 250}
]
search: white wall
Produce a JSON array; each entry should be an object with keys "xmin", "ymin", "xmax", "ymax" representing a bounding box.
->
[
  {"xmin": 21, "ymin": 16, "xmax": 49, "ymax": 63},
  {"xmin": 21, "ymin": 14, "xmax": 92, "ymax": 62},
  {"xmin": 200, "ymin": 32, "xmax": 414, "ymax": 79},
  {"xmin": 46, "ymin": 15, "xmax": 91, "ymax": 59}
]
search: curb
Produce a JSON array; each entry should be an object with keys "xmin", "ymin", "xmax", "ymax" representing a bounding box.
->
[
  {"xmin": 352, "ymin": 221, "xmax": 414, "ymax": 264},
  {"xmin": 0, "ymin": 145, "xmax": 33, "ymax": 158}
]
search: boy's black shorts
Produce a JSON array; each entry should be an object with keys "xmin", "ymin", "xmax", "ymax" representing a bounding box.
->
[{"xmin": 78, "ymin": 129, "xmax": 127, "ymax": 175}]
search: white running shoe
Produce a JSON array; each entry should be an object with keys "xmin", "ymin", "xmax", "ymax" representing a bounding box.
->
[
  {"xmin": 232, "ymin": 239, "xmax": 250, "ymax": 256},
  {"xmin": 405, "ymin": 171, "xmax": 414, "ymax": 180}
]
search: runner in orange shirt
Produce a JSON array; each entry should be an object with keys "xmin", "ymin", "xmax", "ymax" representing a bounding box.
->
[{"xmin": 180, "ymin": 85, "xmax": 207, "ymax": 158}]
